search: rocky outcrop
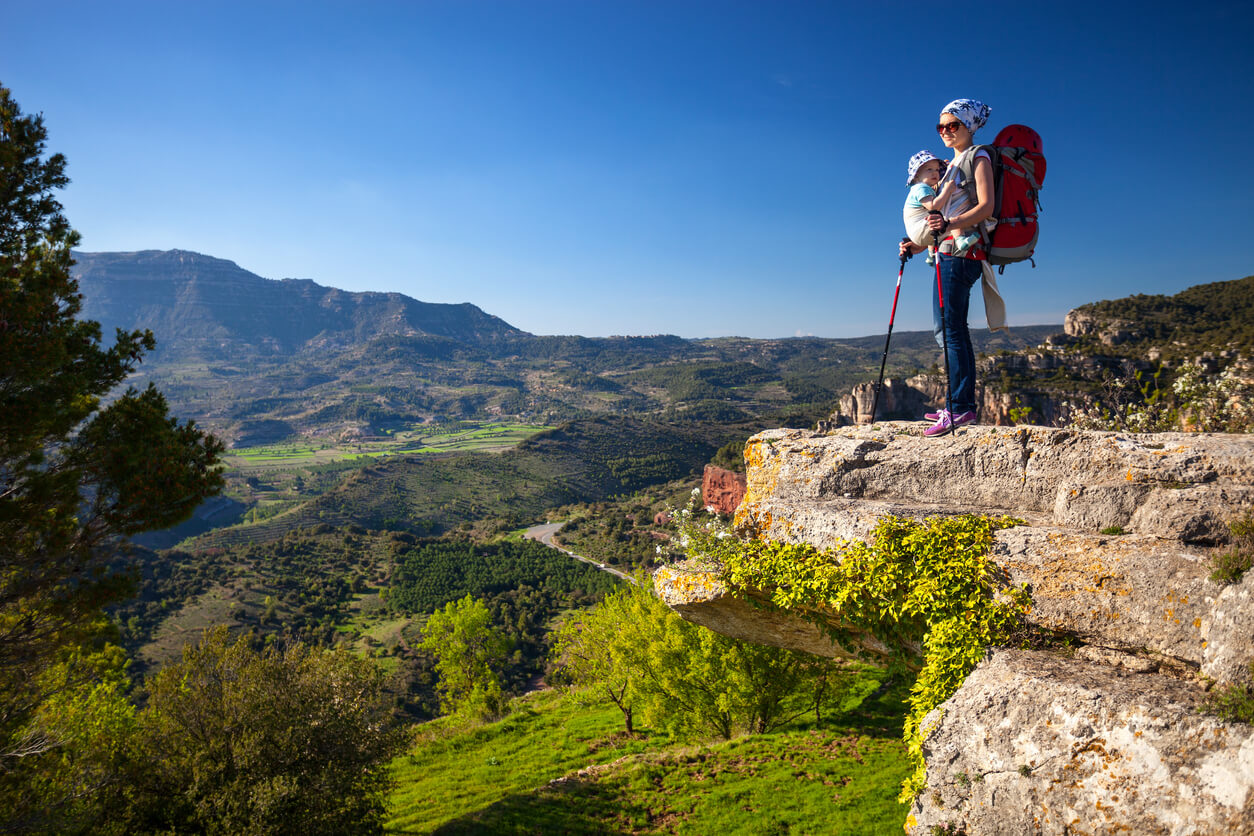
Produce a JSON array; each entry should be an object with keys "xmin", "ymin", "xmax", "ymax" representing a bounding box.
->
[
  {"xmin": 654, "ymin": 423, "xmax": 1254, "ymax": 834},
  {"xmin": 830, "ymin": 372, "xmax": 1064, "ymax": 428},
  {"xmin": 915, "ymin": 649, "xmax": 1254, "ymax": 835},
  {"xmin": 701, "ymin": 465, "xmax": 747, "ymax": 515},
  {"xmin": 1065, "ymin": 308, "xmax": 1143, "ymax": 346}
]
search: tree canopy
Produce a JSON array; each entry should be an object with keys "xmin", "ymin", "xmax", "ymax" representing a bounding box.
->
[
  {"xmin": 133, "ymin": 628, "xmax": 404, "ymax": 835},
  {"xmin": 550, "ymin": 579, "xmax": 860, "ymax": 740},
  {"xmin": 419, "ymin": 595, "xmax": 512, "ymax": 720},
  {"xmin": 0, "ymin": 81, "xmax": 224, "ymax": 830}
]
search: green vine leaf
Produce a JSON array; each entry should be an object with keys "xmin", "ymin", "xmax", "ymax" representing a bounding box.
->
[{"xmin": 674, "ymin": 505, "xmax": 1029, "ymax": 801}]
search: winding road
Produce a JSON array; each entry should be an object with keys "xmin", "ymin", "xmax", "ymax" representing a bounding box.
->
[{"xmin": 522, "ymin": 522, "xmax": 635, "ymax": 584}]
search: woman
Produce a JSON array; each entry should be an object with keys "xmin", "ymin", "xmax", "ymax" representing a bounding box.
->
[{"xmin": 900, "ymin": 99, "xmax": 995, "ymax": 437}]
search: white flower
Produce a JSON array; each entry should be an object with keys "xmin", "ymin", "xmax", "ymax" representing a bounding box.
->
[
  {"xmin": 691, "ymin": 487, "xmax": 701, "ymax": 496},
  {"xmin": 716, "ymin": 530, "xmax": 730, "ymax": 539},
  {"xmin": 705, "ymin": 505, "xmax": 717, "ymax": 514}
]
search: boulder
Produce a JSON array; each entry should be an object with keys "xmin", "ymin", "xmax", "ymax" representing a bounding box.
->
[{"xmin": 909, "ymin": 649, "xmax": 1254, "ymax": 836}]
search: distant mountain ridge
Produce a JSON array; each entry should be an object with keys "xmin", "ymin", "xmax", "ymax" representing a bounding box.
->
[
  {"xmin": 73, "ymin": 249, "xmax": 527, "ymax": 359},
  {"xmin": 70, "ymin": 248, "xmax": 1060, "ymax": 444}
]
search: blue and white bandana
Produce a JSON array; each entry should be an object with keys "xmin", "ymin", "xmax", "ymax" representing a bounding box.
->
[
  {"xmin": 941, "ymin": 99, "xmax": 991, "ymax": 135},
  {"xmin": 906, "ymin": 150, "xmax": 942, "ymax": 186}
]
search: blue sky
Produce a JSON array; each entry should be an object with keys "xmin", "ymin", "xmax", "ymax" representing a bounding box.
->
[{"xmin": 4, "ymin": 1, "xmax": 1252, "ymax": 338}]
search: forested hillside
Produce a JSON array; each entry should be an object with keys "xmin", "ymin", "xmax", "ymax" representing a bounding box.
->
[
  {"xmin": 960, "ymin": 273, "xmax": 1254, "ymax": 429},
  {"xmin": 1067, "ymin": 274, "xmax": 1254, "ymax": 359}
]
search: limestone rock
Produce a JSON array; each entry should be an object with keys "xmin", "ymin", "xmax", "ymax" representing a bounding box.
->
[
  {"xmin": 726, "ymin": 425, "xmax": 1254, "ymax": 683},
  {"xmin": 653, "ymin": 563, "xmax": 903, "ymax": 663},
  {"xmin": 652, "ymin": 566, "xmax": 907, "ymax": 661},
  {"xmin": 907, "ymin": 649, "xmax": 1254, "ymax": 836},
  {"xmin": 735, "ymin": 425, "xmax": 1254, "ymax": 544},
  {"xmin": 656, "ymin": 422, "xmax": 1254, "ymax": 832},
  {"xmin": 1064, "ymin": 309, "xmax": 1101, "ymax": 337}
]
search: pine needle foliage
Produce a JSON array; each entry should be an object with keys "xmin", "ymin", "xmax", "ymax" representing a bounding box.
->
[{"xmin": 1, "ymin": 82, "xmax": 224, "ymax": 830}]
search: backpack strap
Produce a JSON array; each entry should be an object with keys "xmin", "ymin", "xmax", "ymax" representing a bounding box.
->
[{"xmin": 950, "ymin": 145, "xmax": 997, "ymax": 249}]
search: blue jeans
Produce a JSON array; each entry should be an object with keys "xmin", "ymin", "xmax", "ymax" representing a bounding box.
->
[{"xmin": 931, "ymin": 254, "xmax": 980, "ymax": 415}]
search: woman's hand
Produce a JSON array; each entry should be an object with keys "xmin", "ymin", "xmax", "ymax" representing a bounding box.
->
[
  {"xmin": 899, "ymin": 239, "xmax": 924, "ymax": 259},
  {"xmin": 925, "ymin": 213, "xmax": 948, "ymax": 232}
]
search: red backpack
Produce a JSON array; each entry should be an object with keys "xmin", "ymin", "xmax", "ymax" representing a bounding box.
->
[{"xmin": 983, "ymin": 124, "xmax": 1046, "ymax": 271}]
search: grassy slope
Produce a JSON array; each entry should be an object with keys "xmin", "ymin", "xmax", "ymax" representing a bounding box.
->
[{"xmin": 387, "ymin": 678, "xmax": 910, "ymax": 835}]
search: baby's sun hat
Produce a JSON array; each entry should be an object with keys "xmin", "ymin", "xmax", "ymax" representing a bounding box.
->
[{"xmin": 906, "ymin": 150, "xmax": 943, "ymax": 187}]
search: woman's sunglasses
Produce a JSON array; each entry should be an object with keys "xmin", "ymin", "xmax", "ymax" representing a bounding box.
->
[{"xmin": 936, "ymin": 121, "xmax": 965, "ymax": 135}]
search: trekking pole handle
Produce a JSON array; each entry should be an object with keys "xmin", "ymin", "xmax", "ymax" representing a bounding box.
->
[{"xmin": 899, "ymin": 237, "xmax": 912, "ymax": 265}]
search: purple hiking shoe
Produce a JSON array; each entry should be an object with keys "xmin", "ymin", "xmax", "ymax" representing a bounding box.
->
[{"xmin": 924, "ymin": 409, "xmax": 977, "ymax": 437}]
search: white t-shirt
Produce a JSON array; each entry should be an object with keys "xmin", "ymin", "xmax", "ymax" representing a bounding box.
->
[{"xmin": 938, "ymin": 148, "xmax": 991, "ymax": 220}]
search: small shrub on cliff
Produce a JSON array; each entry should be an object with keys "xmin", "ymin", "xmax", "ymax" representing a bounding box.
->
[
  {"xmin": 1007, "ymin": 396, "xmax": 1033, "ymax": 425},
  {"xmin": 1201, "ymin": 662, "xmax": 1254, "ymax": 724},
  {"xmin": 1210, "ymin": 548, "xmax": 1253, "ymax": 585},
  {"xmin": 1210, "ymin": 509, "xmax": 1254, "ymax": 584},
  {"xmin": 710, "ymin": 439, "xmax": 747, "ymax": 473},
  {"xmin": 1065, "ymin": 367, "xmax": 1177, "ymax": 432},
  {"xmin": 676, "ymin": 510, "xmax": 1028, "ymax": 802}
]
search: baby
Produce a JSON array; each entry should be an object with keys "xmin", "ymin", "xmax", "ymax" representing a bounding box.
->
[{"xmin": 903, "ymin": 150, "xmax": 980, "ymax": 261}]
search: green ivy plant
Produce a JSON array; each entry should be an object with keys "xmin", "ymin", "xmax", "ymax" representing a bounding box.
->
[{"xmin": 677, "ymin": 509, "xmax": 1028, "ymax": 801}]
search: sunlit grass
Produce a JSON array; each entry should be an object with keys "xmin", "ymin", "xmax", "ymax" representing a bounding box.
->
[
  {"xmin": 385, "ymin": 675, "xmax": 911, "ymax": 835},
  {"xmin": 386, "ymin": 691, "xmax": 661, "ymax": 834}
]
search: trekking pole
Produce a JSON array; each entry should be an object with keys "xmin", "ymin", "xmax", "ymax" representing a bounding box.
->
[
  {"xmin": 930, "ymin": 213, "xmax": 954, "ymax": 430},
  {"xmin": 871, "ymin": 238, "xmax": 911, "ymax": 424}
]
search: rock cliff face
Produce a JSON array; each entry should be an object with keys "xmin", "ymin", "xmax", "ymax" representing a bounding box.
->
[
  {"xmin": 701, "ymin": 465, "xmax": 746, "ymax": 515},
  {"xmin": 829, "ymin": 354, "xmax": 1139, "ymax": 428},
  {"xmin": 655, "ymin": 423, "xmax": 1254, "ymax": 834}
]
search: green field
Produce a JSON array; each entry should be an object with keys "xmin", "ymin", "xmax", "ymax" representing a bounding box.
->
[
  {"xmin": 224, "ymin": 422, "xmax": 554, "ymax": 471},
  {"xmin": 386, "ymin": 677, "xmax": 911, "ymax": 835}
]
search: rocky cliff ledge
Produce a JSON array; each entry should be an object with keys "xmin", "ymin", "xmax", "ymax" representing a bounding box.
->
[{"xmin": 654, "ymin": 423, "xmax": 1254, "ymax": 835}]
